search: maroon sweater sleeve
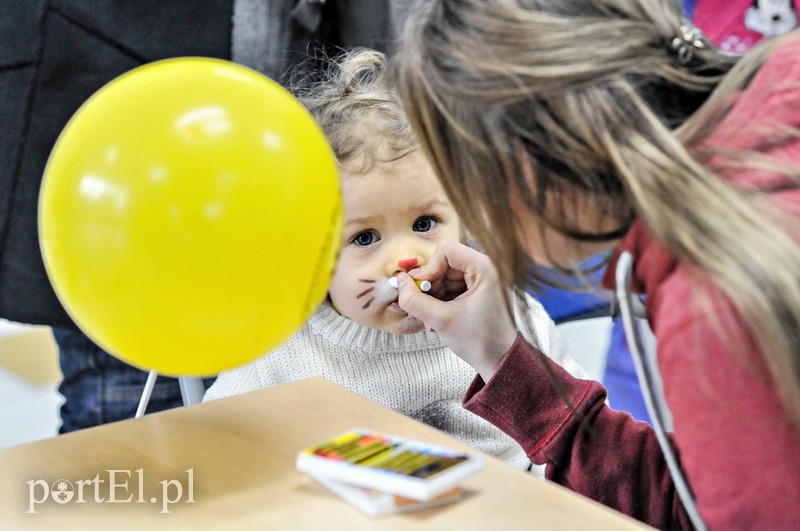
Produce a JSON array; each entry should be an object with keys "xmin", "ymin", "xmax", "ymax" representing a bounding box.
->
[{"xmin": 463, "ymin": 333, "xmax": 692, "ymax": 530}]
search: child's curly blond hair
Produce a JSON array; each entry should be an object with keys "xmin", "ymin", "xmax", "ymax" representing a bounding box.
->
[{"xmin": 291, "ymin": 48, "xmax": 418, "ymax": 175}]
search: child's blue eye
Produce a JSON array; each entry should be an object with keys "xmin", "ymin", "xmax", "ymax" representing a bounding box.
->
[
  {"xmin": 413, "ymin": 216, "xmax": 438, "ymax": 233},
  {"xmin": 352, "ymin": 231, "xmax": 378, "ymax": 247}
]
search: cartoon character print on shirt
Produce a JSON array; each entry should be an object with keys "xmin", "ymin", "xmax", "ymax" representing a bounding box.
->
[
  {"xmin": 744, "ymin": 0, "xmax": 798, "ymax": 37},
  {"xmin": 693, "ymin": 0, "xmax": 800, "ymax": 55}
]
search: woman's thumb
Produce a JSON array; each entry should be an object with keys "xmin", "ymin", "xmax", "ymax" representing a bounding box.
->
[{"xmin": 396, "ymin": 272, "xmax": 438, "ymax": 327}]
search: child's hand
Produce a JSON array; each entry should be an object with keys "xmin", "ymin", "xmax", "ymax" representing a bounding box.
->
[{"xmin": 396, "ymin": 240, "xmax": 517, "ymax": 381}]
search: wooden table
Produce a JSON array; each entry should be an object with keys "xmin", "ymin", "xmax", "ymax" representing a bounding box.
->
[{"xmin": 0, "ymin": 377, "xmax": 651, "ymax": 529}]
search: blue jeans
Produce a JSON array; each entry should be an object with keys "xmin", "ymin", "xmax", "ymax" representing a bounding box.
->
[{"xmin": 53, "ymin": 327, "xmax": 214, "ymax": 433}]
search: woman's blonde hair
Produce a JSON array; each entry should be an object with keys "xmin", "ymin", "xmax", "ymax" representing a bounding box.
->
[
  {"xmin": 393, "ymin": 0, "xmax": 800, "ymax": 430},
  {"xmin": 291, "ymin": 48, "xmax": 418, "ymax": 174}
]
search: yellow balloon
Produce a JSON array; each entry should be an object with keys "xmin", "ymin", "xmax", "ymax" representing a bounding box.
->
[{"xmin": 39, "ymin": 58, "xmax": 342, "ymax": 377}]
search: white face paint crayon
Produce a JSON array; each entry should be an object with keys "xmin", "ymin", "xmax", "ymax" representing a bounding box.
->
[{"xmin": 388, "ymin": 276, "xmax": 431, "ymax": 292}]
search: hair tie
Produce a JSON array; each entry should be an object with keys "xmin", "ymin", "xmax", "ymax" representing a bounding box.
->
[{"xmin": 670, "ymin": 23, "xmax": 706, "ymax": 66}]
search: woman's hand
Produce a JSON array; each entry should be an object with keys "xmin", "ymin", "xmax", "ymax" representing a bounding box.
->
[{"xmin": 396, "ymin": 239, "xmax": 518, "ymax": 381}]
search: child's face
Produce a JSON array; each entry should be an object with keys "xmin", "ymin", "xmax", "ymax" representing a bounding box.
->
[{"xmin": 329, "ymin": 151, "xmax": 461, "ymax": 334}]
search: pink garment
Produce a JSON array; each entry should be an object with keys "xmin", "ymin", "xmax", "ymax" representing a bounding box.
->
[{"xmin": 463, "ymin": 35, "xmax": 800, "ymax": 530}]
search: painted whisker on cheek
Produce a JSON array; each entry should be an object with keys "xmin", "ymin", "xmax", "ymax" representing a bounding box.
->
[
  {"xmin": 356, "ymin": 287, "xmax": 375, "ymax": 298},
  {"xmin": 356, "ymin": 286, "xmax": 375, "ymax": 310},
  {"xmin": 357, "ymin": 278, "xmax": 376, "ymax": 310}
]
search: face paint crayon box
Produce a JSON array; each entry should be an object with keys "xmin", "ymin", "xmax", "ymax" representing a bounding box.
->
[
  {"xmin": 311, "ymin": 474, "xmax": 465, "ymax": 517},
  {"xmin": 295, "ymin": 428, "xmax": 484, "ymax": 503}
]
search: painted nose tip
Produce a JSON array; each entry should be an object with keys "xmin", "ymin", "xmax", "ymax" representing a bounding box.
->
[{"xmin": 398, "ymin": 258, "xmax": 418, "ymax": 271}]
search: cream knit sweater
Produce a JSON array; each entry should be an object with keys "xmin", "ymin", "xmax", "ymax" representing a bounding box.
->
[{"xmin": 204, "ymin": 294, "xmax": 587, "ymax": 473}]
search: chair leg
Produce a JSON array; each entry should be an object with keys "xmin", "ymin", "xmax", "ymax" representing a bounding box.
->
[{"xmin": 178, "ymin": 377, "xmax": 205, "ymax": 406}]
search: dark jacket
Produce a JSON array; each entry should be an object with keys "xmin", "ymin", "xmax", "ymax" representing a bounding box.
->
[{"xmin": 0, "ymin": 0, "xmax": 401, "ymax": 327}]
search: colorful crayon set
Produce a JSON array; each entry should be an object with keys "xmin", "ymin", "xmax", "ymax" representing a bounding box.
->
[
  {"xmin": 305, "ymin": 431, "xmax": 469, "ymax": 479},
  {"xmin": 296, "ymin": 428, "xmax": 484, "ymax": 515}
]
